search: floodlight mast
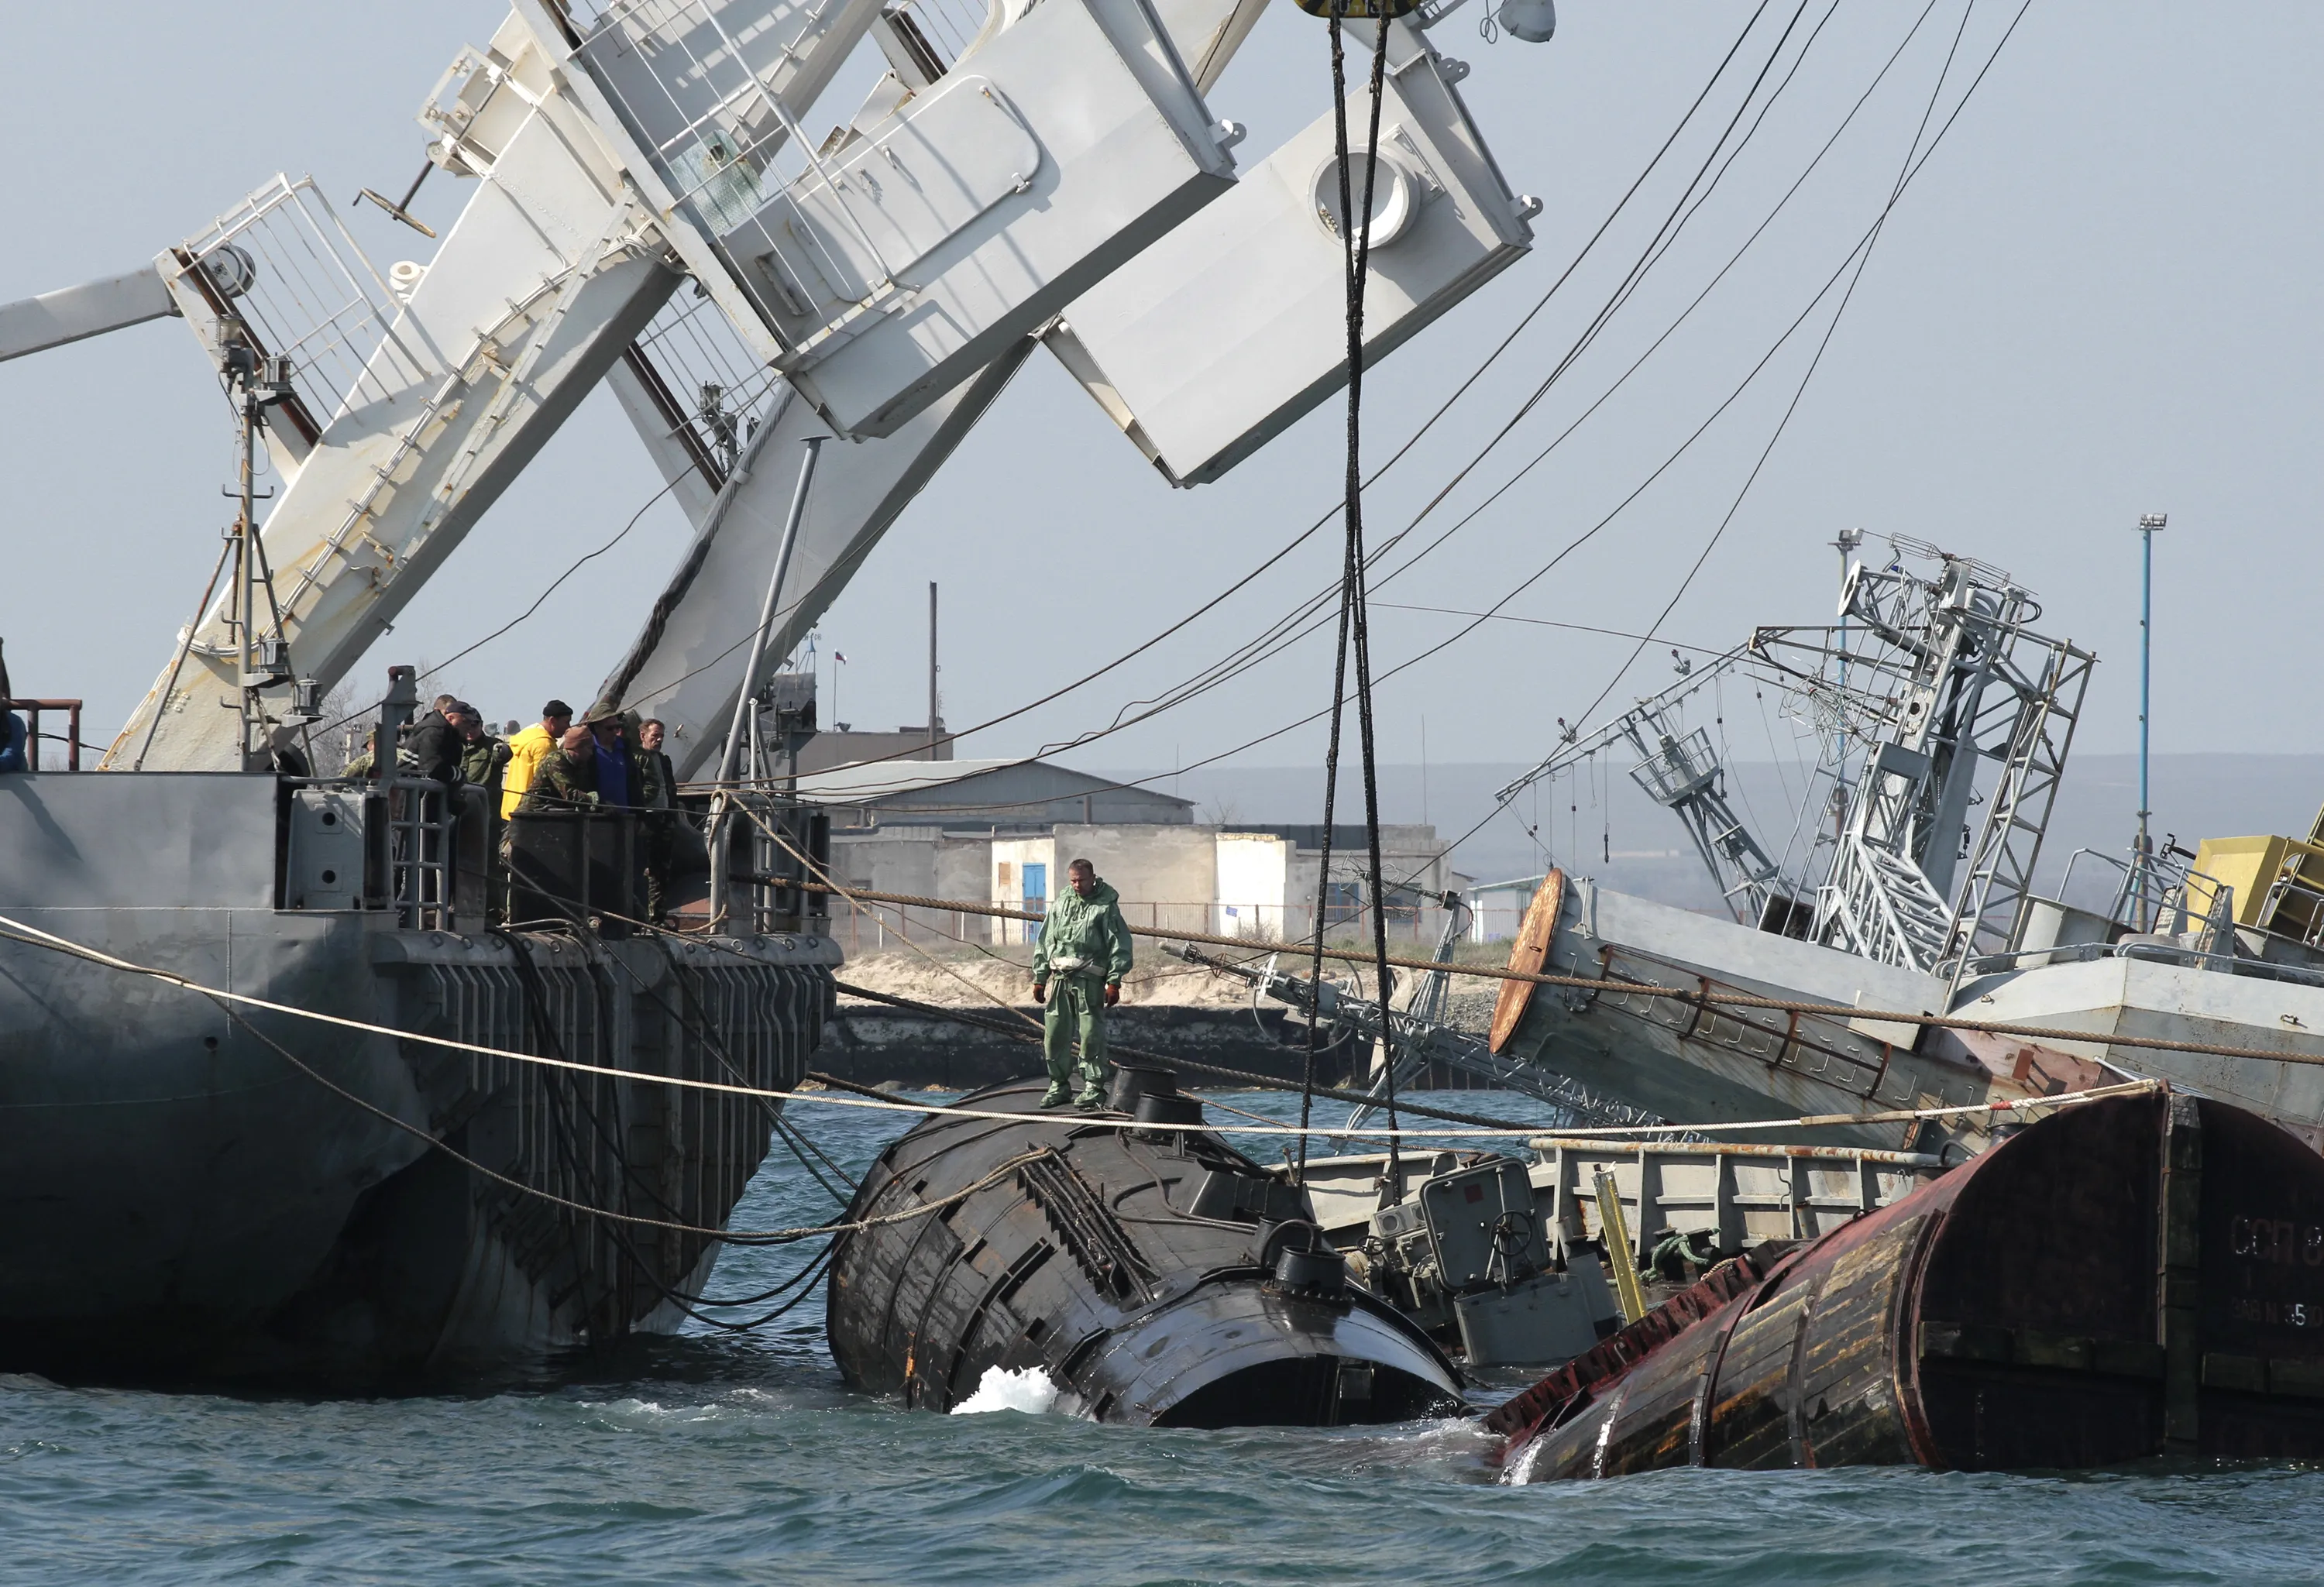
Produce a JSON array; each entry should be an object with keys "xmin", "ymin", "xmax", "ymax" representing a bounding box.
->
[{"xmin": 2133, "ymin": 511, "xmax": 2168, "ymax": 929}]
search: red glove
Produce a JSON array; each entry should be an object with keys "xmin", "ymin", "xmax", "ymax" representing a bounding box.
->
[
  {"xmin": 1103, "ymin": 983, "xmax": 1121, "ymax": 1008},
  {"xmin": 1033, "ymin": 981, "xmax": 1048, "ymax": 1005}
]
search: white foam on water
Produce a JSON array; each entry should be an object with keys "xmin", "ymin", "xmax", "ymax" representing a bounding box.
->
[{"xmin": 950, "ymin": 1365, "xmax": 1060, "ymax": 1416}]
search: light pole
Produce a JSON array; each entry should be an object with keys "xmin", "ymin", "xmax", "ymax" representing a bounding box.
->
[{"xmin": 2134, "ymin": 512, "xmax": 2168, "ymax": 927}]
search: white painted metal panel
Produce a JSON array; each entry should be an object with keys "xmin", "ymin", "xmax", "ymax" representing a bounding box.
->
[
  {"xmin": 764, "ymin": 76, "xmax": 1042, "ymax": 303},
  {"xmin": 720, "ymin": 0, "xmax": 1236, "ymax": 438},
  {"xmin": 557, "ymin": 0, "xmax": 889, "ymax": 184},
  {"xmin": 1045, "ymin": 25, "xmax": 1533, "ymax": 486},
  {"xmin": 112, "ymin": 28, "xmax": 678, "ymax": 770},
  {"xmin": 0, "ymin": 266, "xmax": 175, "ymax": 363},
  {"xmin": 604, "ymin": 340, "xmax": 1037, "ymax": 778}
]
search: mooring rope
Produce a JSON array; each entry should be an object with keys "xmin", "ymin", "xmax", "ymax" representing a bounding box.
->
[{"xmin": 0, "ymin": 908, "xmax": 2163, "ymax": 1144}]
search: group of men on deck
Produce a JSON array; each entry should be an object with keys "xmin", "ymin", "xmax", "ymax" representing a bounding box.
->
[
  {"xmin": 351, "ymin": 692, "xmax": 1137, "ymax": 1098},
  {"xmin": 352, "ymin": 693, "xmax": 682, "ymax": 921}
]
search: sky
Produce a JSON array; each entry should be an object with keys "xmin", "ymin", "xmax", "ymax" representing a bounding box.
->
[{"xmin": 3, "ymin": 2, "xmax": 2319, "ymax": 791}]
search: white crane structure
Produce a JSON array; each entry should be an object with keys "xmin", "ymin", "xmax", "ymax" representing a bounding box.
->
[
  {"xmin": 1497, "ymin": 538, "xmax": 2094, "ymax": 988},
  {"xmin": 0, "ymin": 0, "xmax": 1549, "ymax": 775}
]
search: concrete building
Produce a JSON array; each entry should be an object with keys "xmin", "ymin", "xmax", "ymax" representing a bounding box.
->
[
  {"xmin": 792, "ymin": 757, "xmax": 1466, "ymax": 954},
  {"xmin": 796, "ymin": 757, "xmax": 1195, "ymax": 831},
  {"xmin": 1469, "ymin": 874, "xmax": 1549, "ymax": 942}
]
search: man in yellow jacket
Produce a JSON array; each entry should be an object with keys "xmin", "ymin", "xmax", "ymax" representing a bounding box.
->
[{"xmin": 499, "ymin": 699, "xmax": 573, "ymax": 819}]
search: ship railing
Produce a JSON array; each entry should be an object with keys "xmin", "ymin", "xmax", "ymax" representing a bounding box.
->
[
  {"xmin": 1532, "ymin": 1136, "xmax": 1942, "ymax": 1262},
  {"xmin": 504, "ymin": 804, "xmax": 646, "ymax": 935},
  {"xmin": 2254, "ymin": 850, "xmax": 2324, "ymax": 948},
  {"xmin": 2057, "ymin": 845, "xmax": 2239, "ymax": 952},
  {"xmin": 2070, "ymin": 841, "xmax": 2209, "ymax": 937},
  {"xmin": 1588, "ymin": 943, "xmax": 1896, "ymax": 1100},
  {"xmin": 0, "ymin": 697, "xmax": 85, "ymax": 771},
  {"xmin": 549, "ymin": 0, "xmax": 925, "ymax": 350},
  {"xmin": 383, "ymin": 778, "xmax": 456, "ymax": 929},
  {"xmin": 1958, "ymin": 935, "xmax": 2324, "ymax": 993},
  {"xmin": 167, "ymin": 175, "xmax": 425, "ymax": 430}
]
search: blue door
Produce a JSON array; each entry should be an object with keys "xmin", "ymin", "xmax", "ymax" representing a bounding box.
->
[{"xmin": 1021, "ymin": 863, "xmax": 1047, "ymax": 945}]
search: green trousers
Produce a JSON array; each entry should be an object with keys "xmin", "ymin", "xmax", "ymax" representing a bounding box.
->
[{"xmin": 1043, "ymin": 972, "xmax": 1110, "ymax": 1096}]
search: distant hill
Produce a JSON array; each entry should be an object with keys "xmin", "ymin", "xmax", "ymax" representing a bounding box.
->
[{"xmin": 1095, "ymin": 754, "xmax": 2324, "ymax": 916}]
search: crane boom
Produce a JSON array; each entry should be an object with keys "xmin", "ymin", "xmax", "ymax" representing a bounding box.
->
[{"xmin": 0, "ymin": 266, "xmax": 177, "ymax": 364}]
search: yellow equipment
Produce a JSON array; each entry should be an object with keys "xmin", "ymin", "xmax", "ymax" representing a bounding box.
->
[{"xmin": 2191, "ymin": 802, "xmax": 2324, "ymax": 943}]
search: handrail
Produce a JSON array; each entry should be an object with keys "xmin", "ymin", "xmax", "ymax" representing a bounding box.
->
[
  {"xmin": 1, "ymin": 698, "xmax": 86, "ymax": 771},
  {"xmin": 1965, "ymin": 935, "xmax": 2324, "ymax": 993}
]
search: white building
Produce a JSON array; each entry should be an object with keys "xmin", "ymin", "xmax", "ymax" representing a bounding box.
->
[
  {"xmin": 1467, "ymin": 874, "xmax": 1549, "ymax": 943},
  {"xmin": 791, "ymin": 757, "xmax": 1466, "ymax": 952}
]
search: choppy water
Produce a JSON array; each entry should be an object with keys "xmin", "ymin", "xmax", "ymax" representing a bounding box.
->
[{"xmin": 7, "ymin": 1088, "xmax": 2324, "ymax": 1585}]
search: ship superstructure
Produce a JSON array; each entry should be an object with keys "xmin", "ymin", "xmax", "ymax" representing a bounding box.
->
[{"xmin": 0, "ymin": 0, "xmax": 1552, "ymax": 1376}]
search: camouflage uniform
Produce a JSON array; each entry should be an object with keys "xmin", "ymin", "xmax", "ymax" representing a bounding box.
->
[
  {"xmin": 459, "ymin": 734, "xmax": 510, "ymax": 802},
  {"xmin": 517, "ymin": 751, "xmax": 600, "ymax": 812},
  {"xmin": 1032, "ymin": 874, "xmax": 1134, "ymax": 1107}
]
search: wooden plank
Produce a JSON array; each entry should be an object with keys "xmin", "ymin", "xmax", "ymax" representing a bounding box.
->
[{"xmin": 1487, "ymin": 868, "xmax": 1565, "ymax": 1054}]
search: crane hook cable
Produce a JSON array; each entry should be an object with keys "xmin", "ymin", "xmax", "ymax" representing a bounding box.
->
[{"xmin": 1301, "ymin": 0, "xmax": 1401, "ymax": 1187}]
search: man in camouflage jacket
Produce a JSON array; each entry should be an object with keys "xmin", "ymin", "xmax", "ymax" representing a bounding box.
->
[{"xmin": 1032, "ymin": 858, "xmax": 1134, "ymax": 1108}]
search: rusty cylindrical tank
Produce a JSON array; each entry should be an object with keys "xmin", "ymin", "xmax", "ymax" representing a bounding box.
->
[
  {"xmin": 1496, "ymin": 1090, "xmax": 2324, "ymax": 1478},
  {"xmin": 827, "ymin": 1071, "xmax": 1463, "ymax": 1427}
]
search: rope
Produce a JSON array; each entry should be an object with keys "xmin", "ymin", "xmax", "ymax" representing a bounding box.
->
[
  {"xmin": 1302, "ymin": 0, "xmax": 1401, "ymax": 1187},
  {"xmin": 772, "ymin": 876, "xmax": 2324, "ymax": 1070},
  {"xmin": 189, "ymin": 974, "xmax": 1047, "ymax": 1243},
  {"xmin": 1301, "ymin": 6, "xmax": 1356, "ymax": 1186},
  {"xmin": 832, "ymin": 977, "xmax": 1556, "ymax": 1132},
  {"xmin": 1343, "ymin": 25, "xmax": 1399, "ymax": 1189},
  {"xmin": 0, "ymin": 906, "xmax": 2164, "ymax": 1139}
]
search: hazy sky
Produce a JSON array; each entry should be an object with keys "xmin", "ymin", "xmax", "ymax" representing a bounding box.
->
[{"xmin": 3, "ymin": 2, "xmax": 2317, "ymax": 785}]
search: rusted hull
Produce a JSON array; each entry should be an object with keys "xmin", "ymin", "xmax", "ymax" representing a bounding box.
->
[{"xmin": 1497, "ymin": 1091, "xmax": 2324, "ymax": 1477}]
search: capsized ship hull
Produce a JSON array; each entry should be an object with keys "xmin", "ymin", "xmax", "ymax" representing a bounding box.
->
[
  {"xmin": 1494, "ymin": 1090, "xmax": 2324, "ymax": 1476},
  {"xmin": 1494, "ymin": 874, "xmax": 2324, "ymax": 1152},
  {"xmin": 0, "ymin": 770, "xmax": 836, "ymax": 1381}
]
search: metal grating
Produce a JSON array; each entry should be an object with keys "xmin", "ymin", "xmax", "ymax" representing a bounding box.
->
[{"xmin": 167, "ymin": 175, "xmax": 425, "ymax": 428}]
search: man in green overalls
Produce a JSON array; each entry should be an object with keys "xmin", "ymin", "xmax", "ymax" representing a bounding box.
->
[{"xmin": 1032, "ymin": 858, "xmax": 1134, "ymax": 1109}]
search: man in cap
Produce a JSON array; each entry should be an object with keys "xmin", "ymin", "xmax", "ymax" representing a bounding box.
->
[
  {"xmin": 634, "ymin": 718, "xmax": 681, "ymax": 922},
  {"xmin": 501, "ymin": 699, "xmax": 572, "ymax": 819},
  {"xmin": 1031, "ymin": 858, "xmax": 1134, "ymax": 1109},
  {"xmin": 405, "ymin": 692, "xmax": 466, "ymax": 785},
  {"xmin": 585, "ymin": 700, "xmax": 633, "ymax": 809},
  {"xmin": 453, "ymin": 703, "xmax": 510, "ymax": 800},
  {"xmin": 517, "ymin": 725, "xmax": 601, "ymax": 812}
]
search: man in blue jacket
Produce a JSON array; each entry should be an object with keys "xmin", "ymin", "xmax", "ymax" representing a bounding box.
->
[{"xmin": 1032, "ymin": 858, "xmax": 1134, "ymax": 1109}]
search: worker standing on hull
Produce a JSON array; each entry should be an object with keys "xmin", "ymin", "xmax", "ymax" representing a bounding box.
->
[{"xmin": 1033, "ymin": 858, "xmax": 1133, "ymax": 1109}]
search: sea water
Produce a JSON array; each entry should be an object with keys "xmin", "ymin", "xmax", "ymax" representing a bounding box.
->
[{"xmin": 5, "ymin": 1088, "xmax": 2322, "ymax": 1585}]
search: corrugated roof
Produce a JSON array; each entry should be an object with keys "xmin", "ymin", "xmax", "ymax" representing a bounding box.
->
[{"xmin": 789, "ymin": 757, "xmax": 1193, "ymax": 808}]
